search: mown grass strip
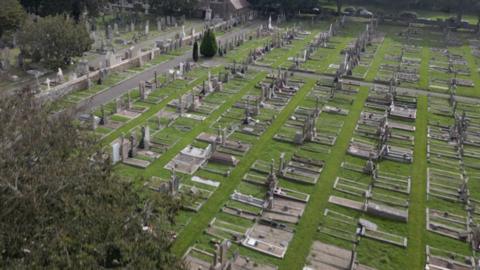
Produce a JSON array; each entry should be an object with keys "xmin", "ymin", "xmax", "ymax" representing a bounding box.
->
[
  {"xmin": 279, "ymin": 86, "xmax": 369, "ymax": 270},
  {"xmin": 418, "ymin": 47, "xmax": 430, "ymax": 89},
  {"xmin": 406, "ymin": 95, "xmax": 428, "ymax": 269}
]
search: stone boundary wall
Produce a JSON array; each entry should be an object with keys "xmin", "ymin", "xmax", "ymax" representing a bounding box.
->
[{"xmin": 36, "ymin": 21, "xmax": 227, "ymax": 103}]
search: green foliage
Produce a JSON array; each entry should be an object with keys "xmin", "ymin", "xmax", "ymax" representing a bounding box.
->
[
  {"xmin": 0, "ymin": 90, "xmax": 186, "ymax": 269},
  {"xmin": 193, "ymin": 41, "xmax": 199, "ymax": 62},
  {"xmin": 20, "ymin": 0, "xmax": 106, "ymax": 17},
  {"xmin": 17, "ymin": 15, "xmax": 93, "ymax": 68},
  {"xmin": 200, "ymin": 29, "xmax": 217, "ymax": 58},
  {"xmin": 250, "ymin": 0, "xmax": 319, "ymax": 14},
  {"xmin": 0, "ymin": 0, "xmax": 26, "ymax": 38},
  {"xmin": 150, "ymin": 0, "xmax": 199, "ymax": 15}
]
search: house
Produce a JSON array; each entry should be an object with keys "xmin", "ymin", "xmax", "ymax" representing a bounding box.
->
[{"xmin": 200, "ymin": 0, "xmax": 251, "ymax": 20}]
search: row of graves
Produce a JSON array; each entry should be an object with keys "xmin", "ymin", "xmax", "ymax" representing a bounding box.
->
[
  {"xmin": 273, "ymin": 76, "xmax": 356, "ymax": 155},
  {"xmin": 314, "ymin": 76, "xmax": 416, "ymax": 269},
  {"xmin": 212, "ymin": 70, "xmax": 303, "ymax": 140},
  {"xmin": 295, "ymin": 17, "xmax": 347, "ymax": 73},
  {"xmin": 181, "ymin": 74, "xmax": 358, "ymax": 269},
  {"xmin": 253, "ymin": 24, "xmax": 315, "ymax": 68},
  {"xmin": 329, "ymin": 79, "xmax": 417, "ymax": 225},
  {"xmin": 428, "ymin": 36, "xmax": 475, "ymax": 93},
  {"xmin": 375, "ymin": 25, "xmax": 422, "ymax": 86},
  {"xmin": 79, "ymin": 62, "xmax": 198, "ymax": 140},
  {"xmin": 89, "ymin": 14, "xmax": 186, "ymax": 53},
  {"xmin": 325, "ymin": 18, "xmax": 382, "ymax": 80},
  {"xmin": 425, "ymin": 88, "xmax": 480, "ymax": 270}
]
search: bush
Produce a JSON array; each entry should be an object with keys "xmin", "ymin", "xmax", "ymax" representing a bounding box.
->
[
  {"xmin": 200, "ymin": 29, "xmax": 217, "ymax": 58},
  {"xmin": 193, "ymin": 41, "xmax": 199, "ymax": 62}
]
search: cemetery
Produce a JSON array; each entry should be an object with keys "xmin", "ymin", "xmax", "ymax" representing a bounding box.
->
[
  {"xmin": 5, "ymin": 1, "xmax": 480, "ymax": 269},
  {"xmin": 73, "ymin": 16, "xmax": 480, "ymax": 268}
]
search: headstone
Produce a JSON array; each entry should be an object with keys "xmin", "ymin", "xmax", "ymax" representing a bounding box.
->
[
  {"xmin": 157, "ymin": 19, "xmax": 162, "ymax": 31},
  {"xmin": 145, "ymin": 20, "xmax": 149, "ymax": 35},
  {"xmin": 57, "ymin": 68, "xmax": 64, "ymax": 83},
  {"xmin": 141, "ymin": 126, "xmax": 150, "ymax": 150},
  {"xmin": 205, "ymin": 8, "xmax": 212, "ymax": 21},
  {"xmin": 45, "ymin": 78, "xmax": 51, "ymax": 91},
  {"xmin": 106, "ymin": 24, "xmax": 113, "ymax": 40},
  {"xmin": 111, "ymin": 141, "xmax": 121, "ymax": 164}
]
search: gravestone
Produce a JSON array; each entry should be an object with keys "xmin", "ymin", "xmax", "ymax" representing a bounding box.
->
[
  {"xmin": 106, "ymin": 24, "xmax": 113, "ymax": 40},
  {"xmin": 57, "ymin": 68, "xmax": 64, "ymax": 83},
  {"xmin": 157, "ymin": 19, "xmax": 162, "ymax": 31},
  {"xmin": 140, "ymin": 126, "xmax": 150, "ymax": 150}
]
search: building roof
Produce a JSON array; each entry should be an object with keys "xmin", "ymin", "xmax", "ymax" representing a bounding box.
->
[{"xmin": 230, "ymin": 0, "xmax": 250, "ymax": 10}]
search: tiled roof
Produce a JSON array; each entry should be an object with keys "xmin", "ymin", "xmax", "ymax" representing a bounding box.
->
[{"xmin": 230, "ymin": 0, "xmax": 250, "ymax": 10}]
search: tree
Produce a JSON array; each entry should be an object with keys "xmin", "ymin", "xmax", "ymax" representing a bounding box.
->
[
  {"xmin": 17, "ymin": 15, "xmax": 93, "ymax": 68},
  {"xmin": 336, "ymin": 0, "xmax": 343, "ymax": 15},
  {"xmin": 20, "ymin": 0, "xmax": 106, "ymax": 17},
  {"xmin": 150, "ymin": 0, "xmax": 199, "ymax": 16},
  {"xmin": 249, "ymin": 0, "xmax": 318, "ymax": 16},
  {"xmin": 0, "ymin": 88, "xmax": 186, "ymax": 269},
  {"xmin": 0, "ymin": 0, "xmax": 26, "ymax": 38},
  {"xmin": 200, "ymin": 29, "xmax": 217, "ymax": 58},
  {"xmin": 193, "ymin": 41, "xmax": 199, "ymax": 62}
]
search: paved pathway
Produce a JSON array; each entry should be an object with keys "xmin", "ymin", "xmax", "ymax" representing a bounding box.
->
[
  {"xmin": 75, "ymin": 22, "xmax": 261, "ymax": 114},
  {"xmin": 250, "ymin": 65, "xmax": 480, "ymax": 103}
]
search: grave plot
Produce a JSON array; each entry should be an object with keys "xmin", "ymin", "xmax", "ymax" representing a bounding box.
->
[
  {"xmin": 212, "ymin": 73, "xmax": 304, "ymax": 139},
  {"xmin": 243, "ymin": 156, "xmax": 311, "ymax": 207},
  {"xmin": 303, "ymin": 241, "xmax": 376, "ymax": 270},
  {"xmin": 272, "ymin": 78, "xmax": 356, "ymax": 156},
  {"xmin": 147, "ymin": 173, "xmax": 219, "ymax": 212},
  {"xmin": 323, "ymin": 18, "xmax": 382, "ymax": 81},
  {"xmin": 347, "ymin": 82, "xmax": 416, "ymax": 164},
  {"xmin": 255, "ymin": 25, "xmax": 318, "ymax": 68},
  {"xmin": 257, "ymin": 71, "xmax": 304, "ymax": 110},
  {"xmin": 108, "ymin": 123, "xmax": 169, "ymax": 168},
  {"xmin": 273, "ymin": 104, "xmax": 337, "ymax": 147},
  {"xmin": 428, "ymin": 46, "xmax": 474, "ymax": 93},
  {"xmin": 425, "ymin": 245, "xmax": 475, "ymax": 270},
  {"xmin": 233, "ymin": 164, "xmax": 310, "ymax": 224},
  {"xmin": 289, "ymin": 18, "xmax": 346, "ymax": 73},
  {"xmin": 184, "ymin": 240, "xmax": 278, "ymax": 270},
  {"xmin": 377, "ymin": 45, "xmax": 422, "ymax": 86},
  {"xmin": 329, "ymin": 157, "xmax": 410, "ymax": 223},
  {"xmin": 374, "ymin": 25, "xmax": 423, "ymax": 86},
  {"xmin": 80, "ymin": 89, "xmax": 148, "ymax": 138},
  {"xmin": 309, "ymin": 78, "xmax": 358, "ymax": 105},
  {"xmin": 165, "ymin": 144, "xmax": 212, "ymax": 175},
  {"xmin": 427, "ymin": 168, "xmax": 466, "ymax": 203},
  {"xmin": 426, "ymin": 208, "xmax": 469, "ymax": 242},
  {"xmin": 318, "ymin": 209, "xmax": 407, "ymax": 247},
  {"xmin": 341, "ymin": 161, "xmax": 411, "ymax": 195}
]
